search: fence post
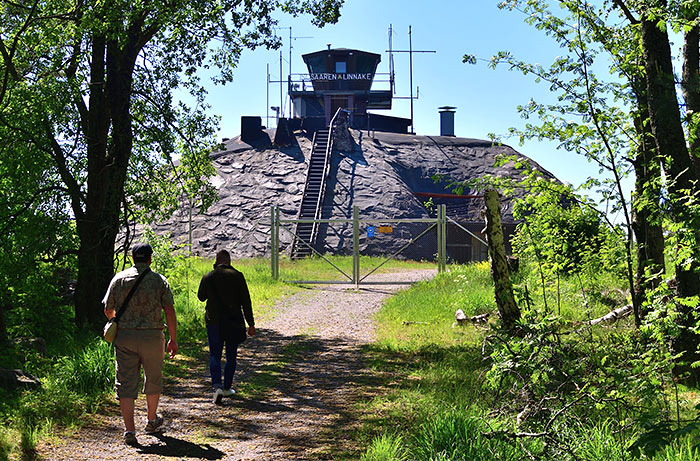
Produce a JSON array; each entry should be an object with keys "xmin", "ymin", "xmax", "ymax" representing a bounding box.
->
[
  {"xmin": 270, "ymin": 205, "xmax": 275, "ymax": 279},
  {"xmin": 441, "ymin": 204, "xmax": 447, "ymax": 272},
  {"xmin": 275, "ymin": 205, "xmax": 280, "ymax": 280},
  {"xmin": 271, "ymin": 205, "xmax": 279, "ymax": 280},
  {"xmin": 437, "ymin": 205, "xmax": 442, "ymax": 272},
  {"xmin": 353, "ymin": 205, "xmax": 360, "ymax": 287},
  {"xmin": 437, "ymin": 204, "xmax": 447, "ymax": 273},
  {"xmin": 436, "ymin": 205, "xmax": 442, "ymax": 271}
]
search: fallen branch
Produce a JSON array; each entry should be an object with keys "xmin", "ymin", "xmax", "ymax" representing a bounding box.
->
[
  {"xmin": 483, "ymin": 429, "xmax": 549, "ymax": 439},
  {"xmin": 470, "ymin": 312, "xmax": 490, "ymax": 323},
  {"xmin": 582, "ymin": 305, "xmax": 633, "ymax": 326}
]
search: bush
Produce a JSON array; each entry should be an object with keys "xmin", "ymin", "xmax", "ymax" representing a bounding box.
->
[
  {"xmin": 512, "ymin": 186, "xmax": 626, "ymax": 279},
  {"xmin": 53, "ymin": 338, "xmax": 114, "ymax": 396},
  {"xmin": 361, "ymin": 434, "xmax": 409, "ymax": 461}
]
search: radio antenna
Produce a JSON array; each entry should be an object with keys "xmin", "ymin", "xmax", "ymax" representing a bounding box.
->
[{"xmin": 388, "ymin": 25, "xmax": 435, "ymax": 134}]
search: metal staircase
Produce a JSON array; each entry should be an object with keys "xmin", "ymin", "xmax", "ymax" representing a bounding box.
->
[{"xmin": 290, "ymin": 109, "xmax": 344, "ymax": 258}]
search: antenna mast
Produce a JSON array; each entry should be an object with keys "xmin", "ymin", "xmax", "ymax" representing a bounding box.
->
[
  {"xmin": 388, "ymin": 24, "xmax": 395, "ymax": 94},
  {"xmin": 387, "ymin": 25, "xmax": 435, "ymax": 134},
  {"xmin": 267, "ymin": 26, "xmax": 312, "ymax": 120},
  {"xmin": 289, "ymin": 27, "xmax": 292, "ymax": 118},
  {"xmin": 266, "ymin": 63, "xmax": 270, "ymax": 127}
]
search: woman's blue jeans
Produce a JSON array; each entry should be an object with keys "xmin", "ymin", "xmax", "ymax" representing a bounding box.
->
[{"xmin": 206, "ymin": 324, "xmax": 239, "ymax": 390}]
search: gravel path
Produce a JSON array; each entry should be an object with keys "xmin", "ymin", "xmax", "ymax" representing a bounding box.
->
[{"xmin": 38, "ymin": 269, "xmax": 436, "ymax": 460}]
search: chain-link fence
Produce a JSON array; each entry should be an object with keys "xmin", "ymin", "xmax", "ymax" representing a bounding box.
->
[
  {"xmin": 152, "ymin": 200, "xmax": 494, "ymax": 282},
  {"xmin": 273, "ymin": 204, "xmax": 447, "ymax": 284}
]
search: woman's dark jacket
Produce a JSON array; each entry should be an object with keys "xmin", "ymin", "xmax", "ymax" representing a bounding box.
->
[{"xmin": 197, "ymin": 264, "xmax": 255, "ymax": 329}]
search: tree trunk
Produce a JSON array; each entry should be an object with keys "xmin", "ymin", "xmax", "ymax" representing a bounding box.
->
[
  {"xmin": 631, "ymin": 95, "xmax": 664, "ymax": 321},
  {"xmin": 0, "ymin": 305, "xmax": 7, "ymax": 347},
  {"xmin": 74, "ymin": 219, "xmax": 123, "ymax": 329},
  {"xmin": 641, "ymin": 12, "xmax": 700, "ymax": 382},
  {"xmin": 73, "ymin": 38, "xmax": 136, "ymax": 330},
  {"xmin": 681, "ymin": 12, "xmax": 700, "ymax": 179},
  {"xmin": 484, "ymin": 189, "xmax": 520, "ymax": 331}
]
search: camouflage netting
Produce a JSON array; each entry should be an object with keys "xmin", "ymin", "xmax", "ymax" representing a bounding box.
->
[{"xmin": 147, "ymin": 128, "xmax": 557, "ymax": 262}]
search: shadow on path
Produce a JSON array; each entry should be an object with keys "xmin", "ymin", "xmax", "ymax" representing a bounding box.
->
[
  {"xmin": 164, "ymin": 328, "xmax": 399, "ymax": 457},
  {"xmin": 137, "ymin": 434, "xmax": 225, "ymax": 459}
]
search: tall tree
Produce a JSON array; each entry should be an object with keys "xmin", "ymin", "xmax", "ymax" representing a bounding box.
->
[
  {"xmin": 491, "ymin": 0, "xmax": 700, "ymax": 378},
  {"xmin": 613, "ymin": 0, "xmax": 700, "ymax": 379},
  {"xmin": 630, "ymin": 85, "xmax": 664, "ymax": 318},
  {"xmin": 0, "ymin": 0, "xmax": 343, "ymax": 329},
  {"xmin": 485, "ymin": 0, "xmax": 651, "ymax": 324}
]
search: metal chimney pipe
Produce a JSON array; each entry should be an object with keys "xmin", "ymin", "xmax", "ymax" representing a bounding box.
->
[{"xmin": 438, "ymin": 106, "xmax": 456, "ymax": 137}]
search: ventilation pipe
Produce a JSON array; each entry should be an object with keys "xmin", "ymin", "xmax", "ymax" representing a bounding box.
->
[
  {"xmin": 438, "ymin": 106, "xmax": 456, "ymax": 137},
  {"xmin": 241, "ymin": 116, "xmax": 262, "ymax": 143}
]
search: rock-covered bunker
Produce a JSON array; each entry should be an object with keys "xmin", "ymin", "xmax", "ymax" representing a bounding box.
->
[
  {"xmin": 150, "ymin": 46, "xmax": 557, "ymax": 262},
  {"xmin": 151, "ymin": 125, "xmax": 555, "ymax": 263}
]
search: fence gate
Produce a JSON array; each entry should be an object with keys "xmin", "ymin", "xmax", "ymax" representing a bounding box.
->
[{"xmin": 270, "ymin": 205, "xmax": 447, "ymax": 286}]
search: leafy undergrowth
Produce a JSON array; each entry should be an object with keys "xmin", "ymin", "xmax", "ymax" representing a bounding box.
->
[{"xmin": 350, "ymin": 262, "xmax": 700, "ymax": 460}]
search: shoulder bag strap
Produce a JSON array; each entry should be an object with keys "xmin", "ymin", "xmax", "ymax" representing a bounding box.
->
[{"xmin": 114, "ymin": 268, "xmax": 151, "ymax": 322}]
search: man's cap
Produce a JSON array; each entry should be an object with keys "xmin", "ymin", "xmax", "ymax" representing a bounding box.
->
[{"xmin": 132, "ymin": 242, "xmax": 153, "ymax": 258}]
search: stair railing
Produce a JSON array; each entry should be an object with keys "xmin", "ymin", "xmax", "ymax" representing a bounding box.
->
[
  {"xmin": 308, "ymin": 107, "xmax": 344, "ymax": 246},
  {"xmin": 291, "ymin": 107, "xmax": 344, "ymax": 257}
]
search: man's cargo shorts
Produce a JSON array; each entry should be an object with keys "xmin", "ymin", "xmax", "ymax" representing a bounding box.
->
[{"xmin": 114, "ymin": 329, "xmax": 164, "ymax": 399}]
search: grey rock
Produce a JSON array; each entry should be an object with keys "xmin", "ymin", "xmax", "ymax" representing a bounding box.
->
[
  {"xmin": 13, "ymin": 337, "xmax": 47, "ymax": 355},
  {"xmin": 455, "ymin": 309, "xmax": 467, "ymax": 324},
  {"xmin": 0, "ymin": 367, "xmax": 41, "ymax": 390},
  {"xmin": 146, "ymin": 129, "xmax": 557, "ymax": 262}
]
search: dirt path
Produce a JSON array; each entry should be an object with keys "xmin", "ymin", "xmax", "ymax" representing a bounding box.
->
[{"xmin": 38, "ymin": 269, "xmax": 436, "ymax": 460}]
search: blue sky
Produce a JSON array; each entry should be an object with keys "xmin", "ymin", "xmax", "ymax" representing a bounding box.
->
[{"xmin": 197, "ymin": 1, "xmax": 606, "ymax": 196}]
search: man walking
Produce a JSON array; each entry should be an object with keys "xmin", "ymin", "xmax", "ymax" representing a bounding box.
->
[
  {"xmin": 198, "ymin": 249, "xmax": 255, "ymax": 404},
  {"xmin": 103, "ymin": 243, "xmax": 178, "ymax": 446}
]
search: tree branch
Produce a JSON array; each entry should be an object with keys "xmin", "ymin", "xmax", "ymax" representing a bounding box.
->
[
  {"xmin": 0, "ymin": 0, "xmax": 40, "ymax": 103},
  {"xmin": 611, "ymin": 0, "xmax": 639, "ymax": 24},
  {"xmin": 44, "ymin": 120, "xmax": 86, "ymax": 221},
  {"xmin": 37, "ymin": 248, "xmax": 79, "ymax": 263},
  {"xmin": 0, "ymin": 186, "xmax": 68, "ymax": 235}
]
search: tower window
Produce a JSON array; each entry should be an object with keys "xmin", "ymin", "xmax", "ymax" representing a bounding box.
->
[{"xmin": 335, "ymin": 61, "xmax": 347, "ymax": 73}]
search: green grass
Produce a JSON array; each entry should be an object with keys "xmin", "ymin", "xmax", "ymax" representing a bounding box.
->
[
  {"xmin": 375, "ymin": 262, "xmax": 493, "ymax": 348},
  {"xmin": 351, "ymin": 262, "xmax": 700, "ymax": 461},
  {"xmin": 410, "ymin": 410, "xmax": 531, "ymax": 461},
  {"xmin": 0, "ymin": 427, "xmax": 12, "ymax": 461},
  {"xmin": 360, "ymin": 433, "xmax": 409, "ymax": 461}
]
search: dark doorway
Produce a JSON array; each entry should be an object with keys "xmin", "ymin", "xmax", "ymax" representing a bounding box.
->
[
  {"xmin": 330, "ymin": 95, "xmax": 348, "ymax": 119},
  {"xmin": 446, "ymin": 222, "xmax": 488, "ymax": 263}
]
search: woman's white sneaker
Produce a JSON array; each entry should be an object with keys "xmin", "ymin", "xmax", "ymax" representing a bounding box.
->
[{"xmin": 213, "ymin": 388, "xmax": 224, "ymax": 405}]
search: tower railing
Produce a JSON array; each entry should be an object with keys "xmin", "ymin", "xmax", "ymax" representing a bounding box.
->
[{"xmin": 288, "ymin": 72, "xmax": 392, "ymax": 93}]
